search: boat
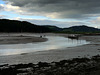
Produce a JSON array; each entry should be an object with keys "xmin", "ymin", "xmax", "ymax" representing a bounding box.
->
[{"xmin": 68, "ymin": 35, "xmax": 79, "ymax": 39}]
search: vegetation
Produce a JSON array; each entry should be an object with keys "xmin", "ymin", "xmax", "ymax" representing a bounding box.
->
[
  {"xmin": 0, "ymin": 19, "xmax": 100, "ymax": 34},
  {"xmin": 0, "ymin": 19, "xmax": 51, "ymax": 33},
  {"xmin": 63, "ymin": 25, "xmax": 100, "ymax": 34}
]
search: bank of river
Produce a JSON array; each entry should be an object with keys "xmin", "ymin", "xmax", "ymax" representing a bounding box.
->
[
  {"xmin": 0, "ymin": 35, "xmax": 89, "ymax": 56},
  {"xmin": 0, "ymin": 34, "xmax": 100, "ymax": 65}
]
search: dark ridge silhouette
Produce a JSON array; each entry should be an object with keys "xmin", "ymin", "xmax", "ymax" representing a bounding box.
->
[
  {"xmin": 43, "ymin": 25, "xmax": 63, "ymax": 32},
  {"xmin": 0, "ymin": 19, "xmax": 100, "ymax": 33},
  {"xmin": 63, "ymin": 25, "xmax": 100, "ymax": 33},
  {"xmin": 0, "ymin": 19, "xmax": 51, "ymax": 33}
]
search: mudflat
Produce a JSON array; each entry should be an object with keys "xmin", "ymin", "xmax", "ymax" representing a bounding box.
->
[
  {"xmin": 0, "ymin": 33, "xmax": 100, "ymax": 75},
  {"xmin": 0, "ymin": 33, "xmax": 100, "ymax": 65},
  {"xmin": 0, "ymin": 33, "xmax": 47, "ymax": 44}
]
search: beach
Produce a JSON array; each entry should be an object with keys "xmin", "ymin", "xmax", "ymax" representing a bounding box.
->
[
  {"xmin": 0, "ymin": 33, "xmax": 100, "ymax": 75},
  {"xmin": 0, "ymin": 33, "xmax": 100, "ymax": 65},
  {"xmin": 0, "ymin": 33, "xmax": 47, "ymax": 44}
]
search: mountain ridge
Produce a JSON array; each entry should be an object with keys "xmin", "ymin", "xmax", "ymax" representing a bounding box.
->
[{"xmin": 0, "ymin": 19, "xmax": 100, "ymax": 33}]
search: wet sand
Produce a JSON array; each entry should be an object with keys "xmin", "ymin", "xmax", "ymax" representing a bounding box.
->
[
  {"xmin": 0, "ymin": 33, "xmax": 100, "ymax": 65},
  {"xmin": 0, "ymin": 33, "xmax": 47, "ymax": 44}
]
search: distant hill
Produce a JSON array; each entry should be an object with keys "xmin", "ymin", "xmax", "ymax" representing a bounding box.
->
[
  {"xmin": 0, "ymin": 19, "xmax": 100, "ymax": 33},
  {"xmin": 63, "ymin": 25, "xmax": 100, "ymax": 33},
  {"xmin": 43, "ymin": 25, "xmax": 63, "ymax": 32}
]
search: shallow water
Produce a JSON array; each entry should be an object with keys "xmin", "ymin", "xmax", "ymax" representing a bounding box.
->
[{"xmin": 0, "ymin": 36, "xmax": 89, "ymax": 56}]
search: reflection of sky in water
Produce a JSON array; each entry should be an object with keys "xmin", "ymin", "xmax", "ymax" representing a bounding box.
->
[{"xmin": 0, "ymin": 36, "xmax": 89, "ymax": 56}]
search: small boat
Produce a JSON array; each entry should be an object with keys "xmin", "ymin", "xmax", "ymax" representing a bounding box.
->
[{"xmin": 68, "ymin": 35, "xmax": 79, "ymax": 39}]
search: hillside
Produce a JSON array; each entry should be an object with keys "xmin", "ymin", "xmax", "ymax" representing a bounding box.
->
[
  {"xmin": 63, "ymin": 25, "xmax": 100, "ymax": 33},
  {"xmin": 0, "ymin": 19, "xmax": 100, "ymax": 33},
  {"xmin": 43, "ymin": 25, "xmax": 63, "ymax": 32},
  {"xmin": 0, "ymin": 19, "xmax": 51, "ymax": 33}
]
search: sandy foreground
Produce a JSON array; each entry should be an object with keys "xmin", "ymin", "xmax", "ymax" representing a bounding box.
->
[{"xmin": 0, "ymin": 33, "xmax": 100, "ymax": 65}]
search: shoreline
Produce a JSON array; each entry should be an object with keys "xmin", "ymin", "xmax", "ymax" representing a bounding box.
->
[
  {"xmin": 1, "ymin": 55, "xmax": 100, "ymax": 75},
  {"xmin": 0, "ymin": 33, "xmax": 100, "ymax": 75},
  {"xmin": 0, "ymin": 33, "xmax": 100, "ymax": 65},
  {"xmin": 0, "ymin": 33, "xmax": 48, "ymax": 44}
]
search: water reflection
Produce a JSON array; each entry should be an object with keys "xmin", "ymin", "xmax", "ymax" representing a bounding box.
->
[{"xmin": 0, "ymin": 36, "xmax": 89, "ymax": 56}]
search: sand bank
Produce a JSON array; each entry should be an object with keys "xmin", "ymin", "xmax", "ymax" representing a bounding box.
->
[{"xmin": 0, "ymin": 33, "xmax": 47, "ymax": 44}]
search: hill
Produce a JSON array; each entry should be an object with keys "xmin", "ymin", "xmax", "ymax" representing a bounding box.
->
[
  {"xmin": 63, "ymin": 25, "xmax": 100, "ymax": 33},
  {"xmin": 0, "ymin": 19, "xmax": 100, "ymax": 33},
  {"xmin": 0, "ymin": 19, "xmax": 51, "ymax": 33},
  {"xmin": 43, "ymin": 25, "xmax": 63, "ymax": 32}
]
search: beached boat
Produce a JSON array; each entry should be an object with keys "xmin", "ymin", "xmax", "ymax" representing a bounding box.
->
[{"xmin": 68, "ymin": 35, "xmax": 79, "ymax": 39}]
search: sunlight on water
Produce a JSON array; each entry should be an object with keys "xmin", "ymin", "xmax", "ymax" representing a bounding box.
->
[{"xmin": 0, "ymin": 36, "xmax": 89, "ymax": 56}]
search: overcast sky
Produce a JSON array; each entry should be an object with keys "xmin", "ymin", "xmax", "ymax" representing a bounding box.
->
[{"xmin": 0, "ymin": 0, "xmax": 100, "ymax": 28}]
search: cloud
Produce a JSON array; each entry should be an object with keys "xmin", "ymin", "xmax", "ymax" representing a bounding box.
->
[
  {"xmin": 0, "ymin": 3, "xmax": 23, "ymax": 14},
  {"xmin": 0, "ymin": 4, "xmax": 4, "ymax": 11},
  {"xmin": 11, "ymin": 17, "xmax": 88, "ymax": 28},
  {"xmin": 18, "ymin": 18, "xmax": 100, "ymax": 28},
  {"xmin": 0, "ymin": 15, "xmax": 6, "ymax": 18},
  {"xmin": 2, "ymin": 0, "xmax": 100, "ymax": 19},
  {"xmin": 91, "ymin": 17, "xmax": 100, "ymax": 24},
  {"xmin": 88, "ymin": 17, "xmax": 100, "ymax": 28}
]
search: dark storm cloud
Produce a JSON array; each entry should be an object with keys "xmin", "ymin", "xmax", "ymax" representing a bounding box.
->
[{"xmin": 3, "ymin": 0, "xmax": 100, "ymax": 19}]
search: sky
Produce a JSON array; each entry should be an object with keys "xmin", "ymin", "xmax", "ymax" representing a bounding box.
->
[{"xmin": 0, "ymin": 0, "xmax": 100, "ymax": 28}]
